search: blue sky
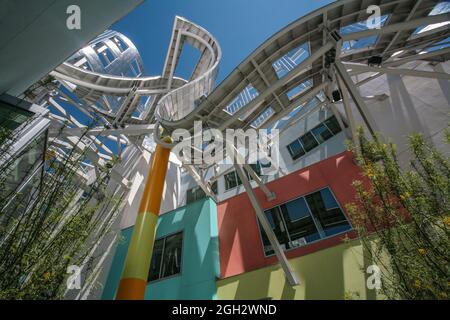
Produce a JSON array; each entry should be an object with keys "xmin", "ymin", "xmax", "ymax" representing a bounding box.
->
[{"xmin": 112, "ymin": 0, "xmax": 335, "ymax": 83}]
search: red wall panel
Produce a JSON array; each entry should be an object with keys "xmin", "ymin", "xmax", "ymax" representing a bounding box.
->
[{"xmin": 217, "ymin": 151, "xmax": 367, "ymax": 279}]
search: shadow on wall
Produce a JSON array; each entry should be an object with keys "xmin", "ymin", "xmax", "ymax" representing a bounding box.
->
[
  {"xmin": 386, "ymin": 74, "xmax": 430, "ymax": 141},
  {"xmin": 217, "ymin": 199, "xmax": 263, "ymax": 277}
]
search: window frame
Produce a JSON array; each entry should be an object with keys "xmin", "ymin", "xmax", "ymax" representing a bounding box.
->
[
  {"xmin": 310, "ymin": 122, "xmax": 334, "ymax": 144},
  {"xmin": 256, "ymin": 187, "xmax": 352, "ymax": 257},
  {"xmin": 286, "ymin": 115, "xmax": 345, "ymax": 161},
  {"xmin": 1, "ymin": 129, "xmax": 47, "ymax": 207},
  {"xmin": 299, "ymin": 131, "xmax": 320, "ymax": 152},
  {"xmin": 322, "ymin": 116, "xmax": 343, "ymax": 135},
  {"xmin": 272, "ymin": 42, "xmax": 311, "ymax": 79},
  {"xmin": 287, "ymin": 139, "xmax": 305, "ymax": 160},
  {"xmin": 305, "ymin": 188, "xmax": 351, "ymax": 237},
  {"xmin": 147, "ymin": 230, "xmax": 184, "ymax": 283},
  {"xmin": 340, "ymin": 14, "xmax": 390, "ymax": 53},
  {"xmin": 224, "ymin": 170, "xmax": 239, "ymax": 191},
  {"xmin": 211, "ymin": 180, "xmax": 218, "ymax": 195},
  {"xmin": 223, "ymin": 165, "xmax": 260, "ymax": 192},
  {"xmin": 186, "ymin": 185, "xmax": 207, "ymax": 204}
]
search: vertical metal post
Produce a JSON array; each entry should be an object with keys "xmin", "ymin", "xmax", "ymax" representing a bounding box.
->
[{"xmin": 116, "ymin": 137, "xmax": 172, "ymax": 300}]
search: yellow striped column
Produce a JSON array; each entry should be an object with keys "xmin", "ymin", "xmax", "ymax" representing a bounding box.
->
[{"xmin": 116, "ymin": 137, "xmax": 172, "ymax": 300}]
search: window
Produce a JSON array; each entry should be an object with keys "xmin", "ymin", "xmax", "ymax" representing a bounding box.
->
[
  {"xmin": 340, "ymin": 15, "xmax": 389, "ymax": 53},
  {"xmin": 93, "ymin": 42, "xmax": 115, "ymax": 67},
  {"xmin": 251, "ymin": 106, "xmax": 274, "ymax": 128},
  {"xmin": 323, "ymin": 116, "xmax": 342, "ymax": 135},
  {"xmin": 411, "ymin": 2, "xmax": 450, "ymax": 52},
  {"xmin": 258, "ymin": 188, "xmax": 351, "ymax": 256},
  {"xmin": 280, "ymin": 198, "xmax": 321, "ymax": 244},
  {"xmin": 300, "ymin": 132, "xmax": 319, "ymax": 152},
  {"xmin": 1, "ymin": 162, "xmax": 44, "ymax": 220},
  {"xmin": 287, "ymin": 140, "xmax": 305, "ymax": 160},
  {"xmin": 1, "ymin": 131, "xmax": 46, "ymax": 199},
  {"xmin": 305, "ymin": 188, "xmax": 351, "ymax": 237},
  {"xmin": 211, "ymin": 180, "xmax": 218, "ymax": 195},
  {"xmin": 186, "ymin": 186, "xmax": 206, "ymax": 204},
  {"xmin": 223, "ymin": 164, "xmax": 262, "ymax": 191},
  {"xmin": 311, "ymin": 123, "xmax": 333, "ymax": 143},
  {"xmin": 423, "ymin": 36, "xmax": 450, "ymax": 53},
  {"xmin": 0, "ymin": 101, "xmax": 33, "ymax": 131},
  {"xmin": 413, "ymin": 2, "xmax": 450, "ymax": 35},
  {"xmin": 224, "ymin": 170, "xmax": 240, "ymax": 190},
  {"xmin": 111, "ymin": 36, "xmax": 129, "ymax": 52},
  {"xmin": 148, "ymin": 237, "xmax": 164, "ymax": 282},
  {"xmin": 272, "ymin": 42, "xmax": 310, "ymax": 79},
  {"xmin": 286, "ymin": 80, "xmax": 312, "ymax": 100},
  {"xmin": 225, "ymin": 85, "xmax": 259, "ymax": 115},
  {"xmin": 286, "ymin": 115, "xmax": 344, "ymax": 161},
  {"xmin": 148, "ymin": 232, "xmax": 183, "ymax": 282}
]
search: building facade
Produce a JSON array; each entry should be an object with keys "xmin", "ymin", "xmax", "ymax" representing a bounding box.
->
[
  {"xmin": 100, "ymin": 0, "xmax": 450, "ymax": 300},
  {"xmin": 103, "ymin": 58, "xmax": 450, "ymax": 299},
  {"xmin": 1, "ymin": 0, "xmax": 449, "ymax": 300}
]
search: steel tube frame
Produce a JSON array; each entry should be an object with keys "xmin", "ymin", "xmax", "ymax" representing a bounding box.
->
[
  {"xmin": 341, "ymin": 13, "xmax": 450, "ymax": 41},
  {"xmin": 383, "ymin": 47, "xmax": 450, "ymax": 67},
  {"xmin": 218, "ymin": 43, "xmax": 334, "ymax": 130},
  {"xmin": 344, "ymin": 62, "xmax": 450, "ymax": 80},
  {"xmin": 243, "ymin": 164, "xmax": 276, "ymax": 201},
  {"xmin": 336, "ymin": 75, "xmax": 359, "ymax": 148},
  {"xmin": 334, "ymin": 60, "xmax": 379, "ymax": 136}
]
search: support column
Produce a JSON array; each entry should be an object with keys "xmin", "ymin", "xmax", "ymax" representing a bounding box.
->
[
  {"xmin": 233, "ymin": 164, "xmax": 299, "ymax": 286},
  {"xmin": 337, "ymin": 75, "xmax": 359, "ymax": 148},
  {"xmin": 335, "ymin": 60, "xmax": 379, "ymax": 136},
  {"xmin": 116, "ymin": 137, "xmax": 172, "ymax": 300},
  {"xmin": 243, "ymin": 164, "xmax": 276, "ymax": 201}
]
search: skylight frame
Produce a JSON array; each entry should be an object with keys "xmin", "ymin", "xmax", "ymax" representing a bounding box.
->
[{"xmin": 272, "ymin": 42, "xmax": 311, "ymax": 79}]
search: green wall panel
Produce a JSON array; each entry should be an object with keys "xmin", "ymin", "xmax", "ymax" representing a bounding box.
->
[{"xmin": 102, "ymin": 197, "xmax": 219, "ymax": 300}]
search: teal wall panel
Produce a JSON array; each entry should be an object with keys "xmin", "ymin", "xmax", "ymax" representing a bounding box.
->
[{"xmin": 102, "ymin": 197, "xmax": 219, "ymax": 300}]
